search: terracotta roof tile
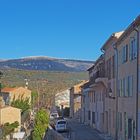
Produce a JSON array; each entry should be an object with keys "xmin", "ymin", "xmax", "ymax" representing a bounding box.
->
[{"xmin": 1, "ymin": 87, "xmax": 18, "ymax": 93}]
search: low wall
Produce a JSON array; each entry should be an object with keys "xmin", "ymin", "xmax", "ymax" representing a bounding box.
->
[{"xmin": 45, "ymin": 126, "xmax": 69, "ymax": 140}]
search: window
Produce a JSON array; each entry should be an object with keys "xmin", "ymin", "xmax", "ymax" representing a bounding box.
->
[
  {"xmin": 100, "ymin": 93, "xmax": 102, "ymax": 101},
  {"xmin": 118, "ymin": 80, "xmax": 120, "ymax": 97},
  {"xmin": 125, "ymin": 77, "xmax": 128, "ymax": 97},
  {"xmin": 112, "ymin": 55, "xmax": 115, "ymax": 78},
  {"xmin": 128, "ymin": 119, "xmax": 133, "ymax": 139},
  {"xmin": 92, "ymin": 112, "xmax": 95, "ymax": 124},
  {"xmin": 94, "ymin": 91, "xmax": 96, "ymax": 103},
  {"xmin": 113, "ymin": 111, "xmax": 115, "ymax": 128},
  {"xmin": 96, "ymin": 112, "xmax": 98, "ymax": 122},
  {"xmin": 122, "ymin": 45, "xmax": 128, "ymax": 63},
  {"xmin": 88, "ymin": 111, "xmax": 91, "ymax": 120},
  {"xmin": 128, "ymin": 75, "xmax": 133, "ymax": 96},
  {"xmin": 92, "ymin": 92, "xmax": 93, "ymax": 103},
  {"xmin": 120, "ymin": 113, "xmax": 122, "ymax": 131},
  {"xmin": 123, "ymin": 78, "xmax": 125, "ymax": 96},
  {"xmin": 118, "ymin": 112, "xmax": 122, "ymax": 131},
  {"xmin": 129, "ymin": 38, "xmax": 137, "ymax": 61},
  {"xmin": 108, "ymin": 59, "xmax": 111, "ymax": 79},
  {"xmin": 118, "ymin": 50, "xmax": 121, "ymax": 66},
  {"xmin": 106, "ymin": 59, "xmax": 111, "ymax": 79},
  {"xmin": 120, "ymin": 79, "xmax": 123, "ymax": 97},
  {"xmin": 124, "ymin": 112, "xmax": 128, "ymax": 138}
]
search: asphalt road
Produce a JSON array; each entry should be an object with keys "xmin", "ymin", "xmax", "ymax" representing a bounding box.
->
[
  {"xmin": 44, "ymin": 119, "xmax": 110, "ymax": 140},
  {"xmin": 67, "ymin": 119, "xmax": 105, "ymax": 140}
]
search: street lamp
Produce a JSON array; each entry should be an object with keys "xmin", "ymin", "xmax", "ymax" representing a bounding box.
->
[{"xmin": 108, "ymin": 88, "xmax": 115, "ymax": 99}]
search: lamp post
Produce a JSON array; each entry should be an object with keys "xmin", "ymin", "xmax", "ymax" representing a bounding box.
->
[{"xmin": 108, "ymin": 88, "xmax": 115, "ymax": 100}]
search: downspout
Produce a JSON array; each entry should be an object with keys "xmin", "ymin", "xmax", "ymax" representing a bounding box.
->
[
  {"xmin": 113, "ymin": 44, "xmax": 118, "ymax": 140},
  {"xmin": 134, "ymin": 27, "xmax": 139, "ymax": 140},
  {"xmin": 101, "ymin": 48, "xmax": 106, "ymax": 132}
]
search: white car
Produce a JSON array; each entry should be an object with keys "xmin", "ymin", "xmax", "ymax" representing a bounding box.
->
[
  {"xmin": 50, "ymin": 112, "xmax": 59, "ymax": 120},
  {"xmin": 55, "ymin": 120, "xmax": 67, "ymax": 132}
]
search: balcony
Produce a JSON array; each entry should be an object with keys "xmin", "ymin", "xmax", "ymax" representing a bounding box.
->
[{"xmin": 90, "ymin": 70, "xmax": 108, "ymax": 88}]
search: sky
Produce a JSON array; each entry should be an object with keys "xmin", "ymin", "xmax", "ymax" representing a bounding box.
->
[{"xmin": 0, "ymin": 0, "xmax": 140, "ymax": 61}]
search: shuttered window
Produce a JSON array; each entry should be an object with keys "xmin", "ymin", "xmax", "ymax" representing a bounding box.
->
[
  {"xmin": 125, "ymin": 77, "xmax": 128, "ymax": 97},
  {"xmin": 124, "ymin": 112, "xmax": 128, "ymax": 138},
  {"xmin": 122, "ymin": 45, "xmax": 128, "ymax": 63},
  {"xmin": 123, "ymin": 78, "xmax": 125, "ymax": 96},
  {"xmin": 129, "ymin": 38, "xmax": 137, "ymax": 61},
  {"xmin": 120, "ymin": 79, "xmax": 123, "ymax": 96},
  {"xmin": 128, "ymin": 75, "xmax": 133, "ymax": 96}
]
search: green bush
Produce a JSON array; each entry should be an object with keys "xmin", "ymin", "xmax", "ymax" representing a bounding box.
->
[
  {"xmin": 2, "ymin": 121, "xmax": 19, "ymax": 138},
  {"xmin": 32, "ymin": 109, "xmax": 49, "ymax": 140},
  {"xmin": 11, "ymin": 98, "xmax": 30, "ymax": 113}
]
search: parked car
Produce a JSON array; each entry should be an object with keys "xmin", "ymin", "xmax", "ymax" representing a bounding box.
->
[
  {"xmin": 55, "ymin": 120, "xmax": 67, "ymax": 132},
  {"xmin": 56, "ymin": 116, "xmax": 64, "ymax": 120},
  {"xmin": 50, "ymin": 112, "xmax": 59, "ymax": 120}
]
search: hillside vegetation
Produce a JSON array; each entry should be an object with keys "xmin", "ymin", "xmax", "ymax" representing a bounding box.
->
[{"xmin": 0, "ymin": 68, "xmax": 88, "ymax": 107}]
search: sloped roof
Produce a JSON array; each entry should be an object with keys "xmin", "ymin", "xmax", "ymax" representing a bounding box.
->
[
  {"xmin": 1, "ymin": 87, "xmax": 18, "ymax": 93},
  {"xmin": 1, "ymin": 87, "xmax": 31, "ymax": 93},
  {"xmin": 0, "ymin": 106, "xmax": 21, "ymax": 111},
  {"xmin": 116, "ymin": 15, "xmax": 140, "ymax": 45},
  {"xmin": 101, "ymin": 31, "xmax": 124, "ymax": 51}
]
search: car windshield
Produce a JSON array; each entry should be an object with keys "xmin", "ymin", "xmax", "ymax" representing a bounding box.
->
[
  {"xmin": 58, "ymin": 121, "xmax": 66, "ymax": 124},
  {"xmin": 51, "ymin": 114, "xmax": 57, "ymax": 117}
]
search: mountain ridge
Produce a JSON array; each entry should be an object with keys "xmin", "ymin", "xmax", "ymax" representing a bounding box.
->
[{"xmin": 0, "ymin": 56, "xmax": 94, "ymax": 72}]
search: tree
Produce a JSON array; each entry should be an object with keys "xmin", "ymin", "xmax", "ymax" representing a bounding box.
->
[
  {"xmin": 31, "ymin": 91, "xmax": 38, "ymax": 109},
  {"xmin": 33, "ymin": 109, "xmax": 49, "ymax": 140},
  {"xmin": 11, "ymin": 98, "xmax": 30, "ymax": 113},
  {"xmin": 2, "ymin": 121, "xmax": 19, "ymax": 138}
]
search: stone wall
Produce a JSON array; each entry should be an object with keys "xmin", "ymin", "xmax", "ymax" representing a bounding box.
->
[{"xmin": 45, "ymin": 126, "xmax": 69, "ymax": 140}]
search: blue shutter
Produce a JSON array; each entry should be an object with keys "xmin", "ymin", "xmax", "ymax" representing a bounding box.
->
[
  {"xmin": 129, "ymin": 41, "xmax": 133, "ymax": 61},
  {"xmin": 134, "ymin": 37, "xmax": 137, "ymax": 59}
]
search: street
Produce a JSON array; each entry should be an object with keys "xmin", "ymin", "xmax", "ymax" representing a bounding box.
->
[
  {"xmin": 67, "ymin": 119, "xmax": 105, "ymax": 140},
  {"xmin": 44, "ymin": 118, "xmax": 108, "ymax": 140}
]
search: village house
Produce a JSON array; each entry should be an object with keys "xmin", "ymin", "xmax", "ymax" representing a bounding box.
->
[
  {"xmin": 80, "ymin": 15, "xmax": 140, "ymax": 140},
  {"xmin": 81, "ymin": 80, "xmax": 91, "ymax": 124},
  {"xmin": 0, "ymin": 106, "xmax": 21, "ymax": 127},
  {"xmin": 101, "ymin": 31, "xmax": 123, "ymax": 138},
  {"xmin": 115, "ymin": 15, "xmax": 140, "ymax": 140},
  {"xmin": 0, "ymin": 87, "xmax": 31, "ymax": 105},
  {"xmin": 81, "ymin": 55, "xmax": 106, "ymax": 133},
  {"xmin": 70, "ymin": 81, "xmax": 87, "ymax": 120},
  {"xmin": 55, "ymin": 89, "xmax": 70, "ymax": 109}
]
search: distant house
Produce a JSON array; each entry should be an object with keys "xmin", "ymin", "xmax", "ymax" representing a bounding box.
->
[
  {"xmin": 55, "ymin": 89, "xmax": 70, "ymax": 109},
  {"xmin": 0, "ymin": 87, "xmax": 31, "ymax": 105},
  {"xmin": 0, "ymin": 106, "xmax": 21, "ymax": 128},
  {"xmin": 70, "ymin": 81, "xmax": 87, "ymax": 120}
]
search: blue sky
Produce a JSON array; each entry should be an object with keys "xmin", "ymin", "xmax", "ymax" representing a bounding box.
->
[{"xmin": 0, "ymin": 0, "xmax": 140, "ymax": 60}]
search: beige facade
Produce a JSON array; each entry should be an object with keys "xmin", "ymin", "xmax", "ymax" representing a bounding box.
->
[
  {"xmin": 81, "ymin": 55, "xmax": 106, "ymax": 132},
  {"xmin": 70, "ymin": 81, "xmax": 87, "ymax": 119},
  {"xmin": 0, "ymin": 106, "xmax": 21, "ymax": 127},
  {"xmin": 74, "ymin": 15, "xmax": 140, "ymax": 140},
  {"xmin": 101, "ymin": 31, "xmax": 123, "ymax": 138},
  {"xmin": 1, "ymin": 87, "xmax": 31, "ymax": 105},
  {"xmin": 115, "ymin": 16, "xmax": 140, "ymax": 140}
]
